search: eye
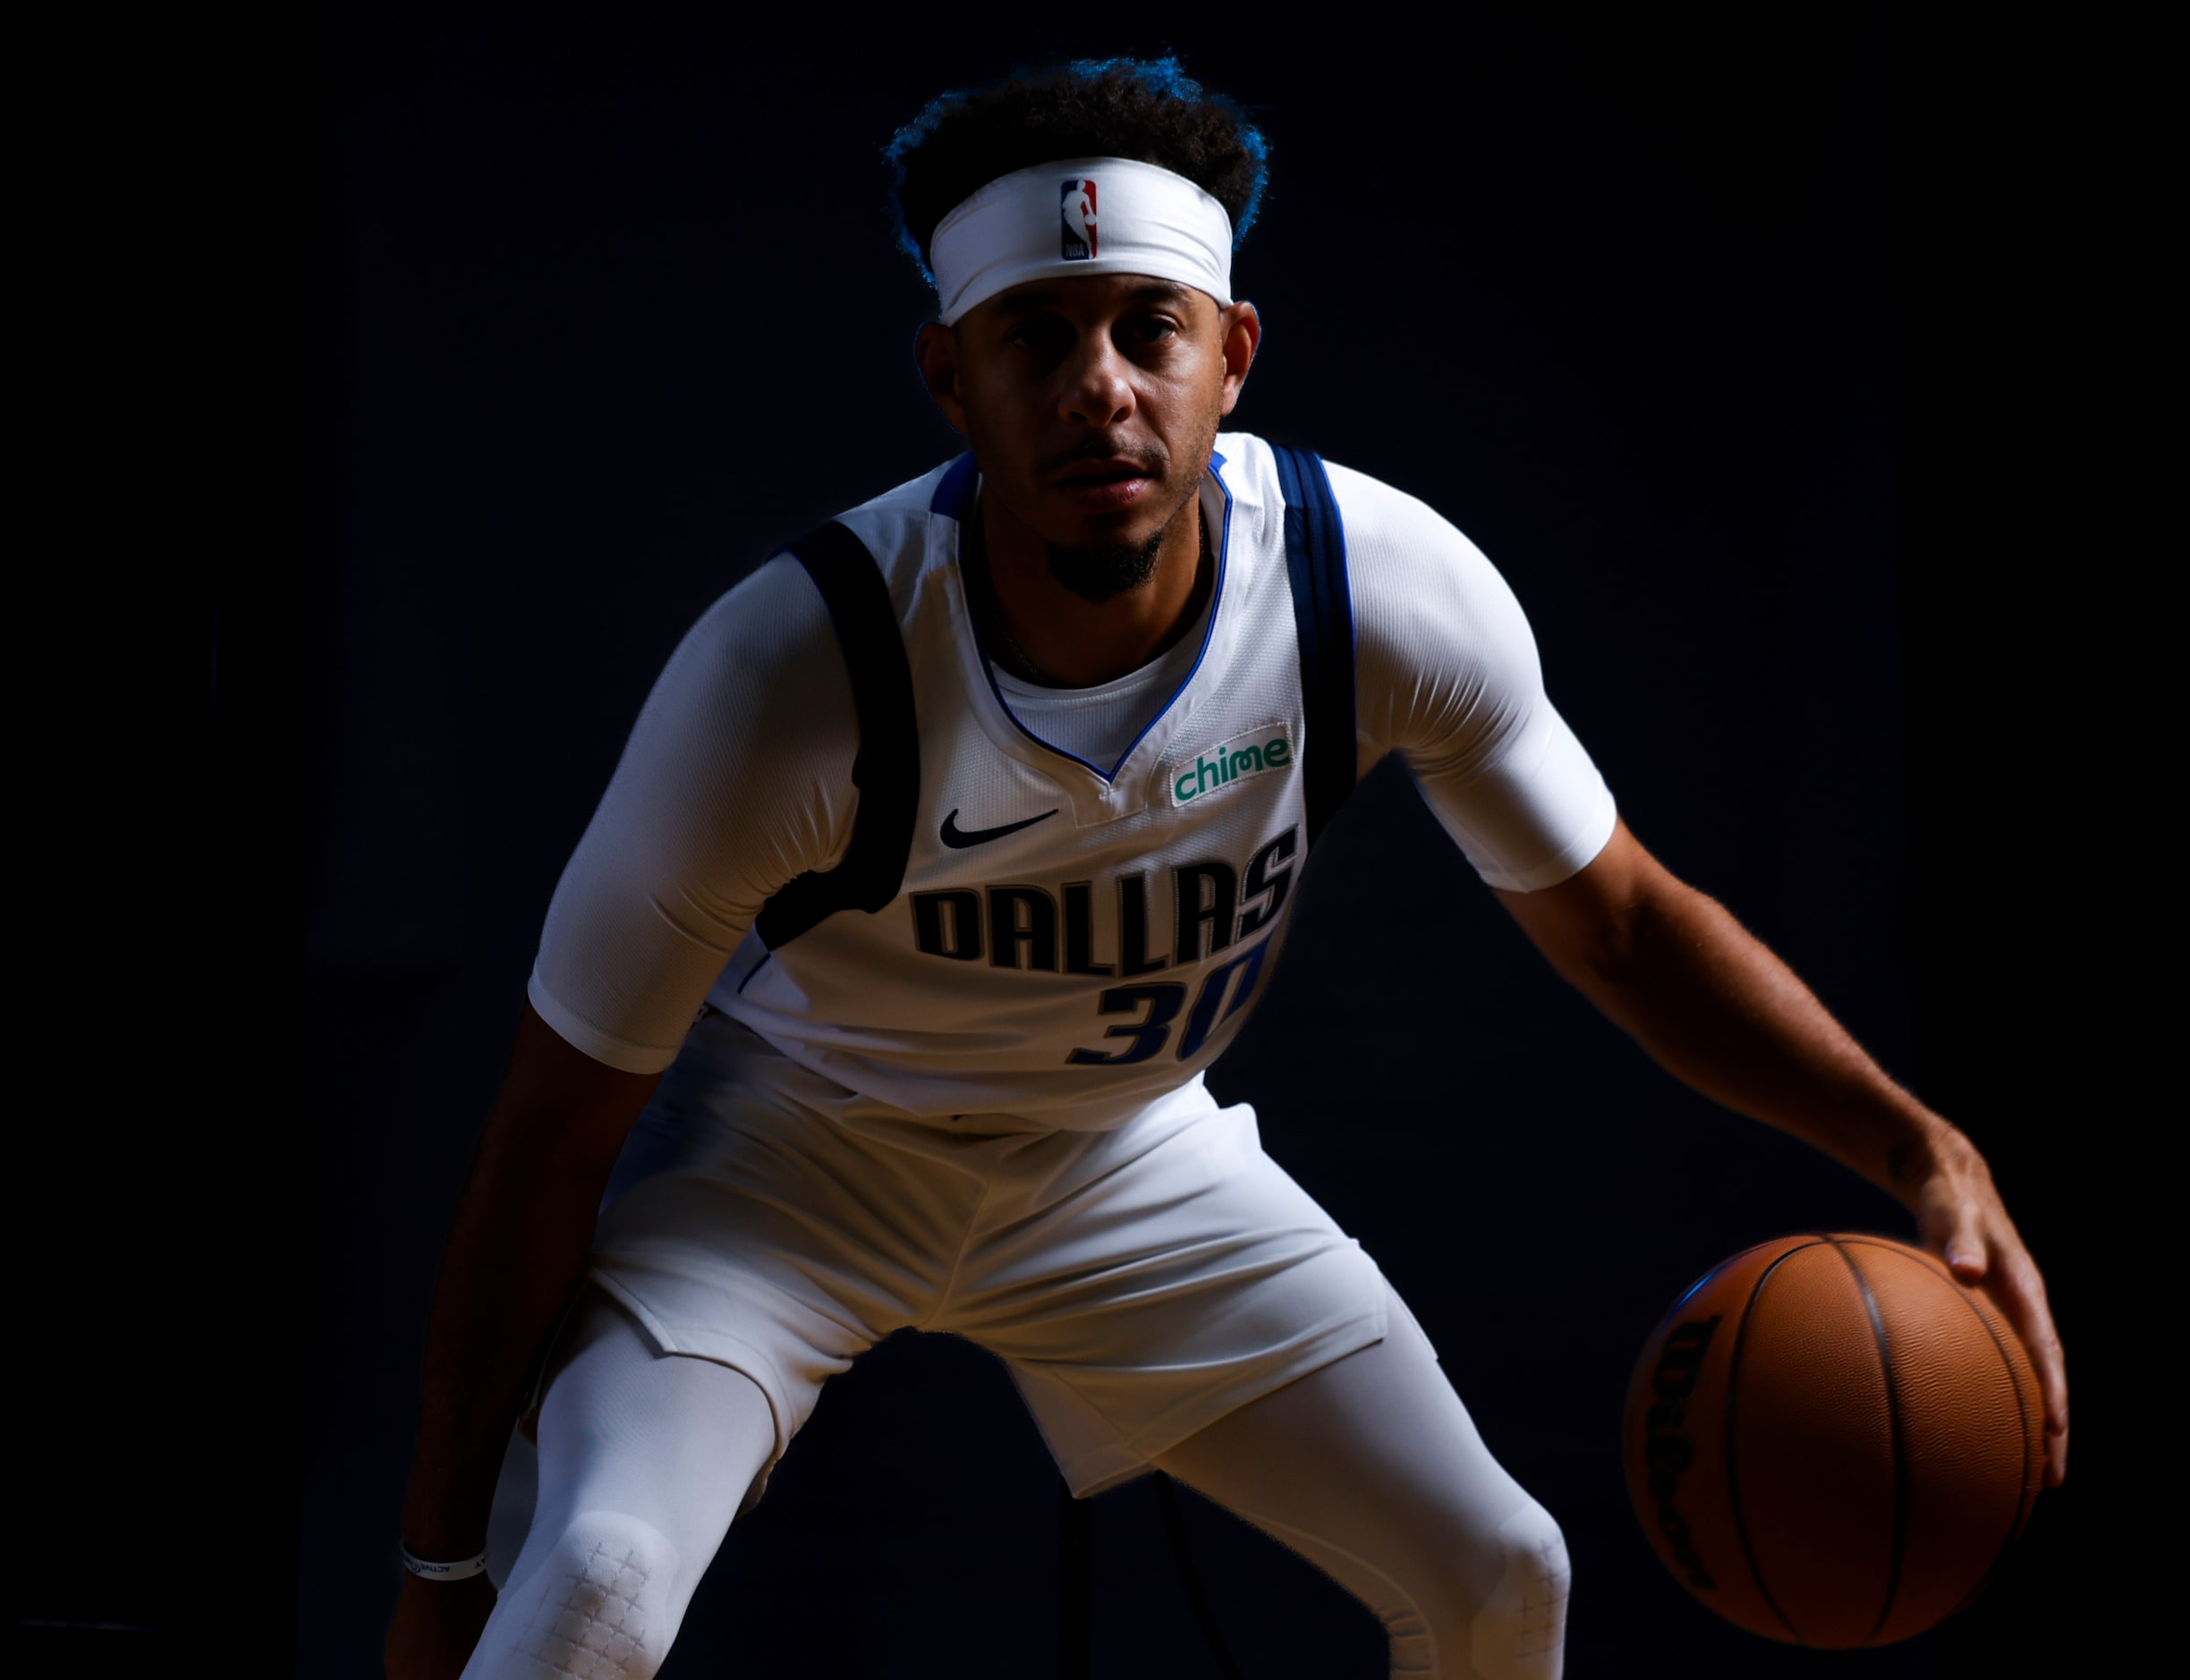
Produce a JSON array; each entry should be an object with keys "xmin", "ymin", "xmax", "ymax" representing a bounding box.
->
[
  {"xmin": 1006, "ymin": 317, "xmax": 1074, "ymax": 360},
  {"xmin": 1123, "ymin": 314, "xmax": 1181, "ymax": 345}
]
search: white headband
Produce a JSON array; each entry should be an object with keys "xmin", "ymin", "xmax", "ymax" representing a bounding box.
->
[{"xmin": 929, "ymin": 156, "xmax": 1235, "ymax": 326}]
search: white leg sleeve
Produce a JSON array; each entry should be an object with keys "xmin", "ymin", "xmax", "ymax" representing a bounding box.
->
[
  {"xmin": 1151, "ymin": 1285, "xmax": 1569, "ymax": 1680},
  {"xmin": 463, "ymin": 1293, "xmax": 777, "ymax": 1680}
]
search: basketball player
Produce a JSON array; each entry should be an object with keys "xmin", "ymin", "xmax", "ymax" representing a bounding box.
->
[{"xmin": 385, "ymin": 59, "xmax": 2066, "ymax": 1680}]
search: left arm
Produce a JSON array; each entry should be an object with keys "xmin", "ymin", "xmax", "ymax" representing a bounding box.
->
[
  {"xmin": 1320, "ymin": 462, "xmax": 2066, "ymax": 1482},
  {"xmin": 1498, "ymin": 819, "xmax": 2067, "ymax": 1485}
]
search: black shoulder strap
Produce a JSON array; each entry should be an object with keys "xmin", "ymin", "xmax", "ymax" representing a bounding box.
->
[
  {"xmin": 753, "ymin": 522, "xmax": 920, "ymax": 950},
  {"xmin": 1269, "ymin": 444, "xmax": 1357, "ymax": 848}
]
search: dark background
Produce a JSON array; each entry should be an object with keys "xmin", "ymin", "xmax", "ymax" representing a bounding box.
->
[{"xmin": 19, "ymin": 4, "xmax": 2147, "ymax": 1677}]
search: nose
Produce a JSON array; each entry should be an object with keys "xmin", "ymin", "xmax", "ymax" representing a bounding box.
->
[{"xmin": 1057, "ymin": 332, "xmax": 1134, "ymax": 429}]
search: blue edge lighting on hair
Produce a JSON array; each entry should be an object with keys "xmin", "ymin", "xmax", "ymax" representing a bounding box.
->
[{"xmin": 883, "ymin": 55, "xmax": 1270, "ymax": 284}]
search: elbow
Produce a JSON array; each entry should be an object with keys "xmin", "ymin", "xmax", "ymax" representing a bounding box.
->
[{"xmin": 1572, "ymin": 878, "xmax": 1717, "ymax": 993}]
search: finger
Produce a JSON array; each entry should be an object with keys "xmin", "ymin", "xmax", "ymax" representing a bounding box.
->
[
  {"xmin": 1921, "ymin": 1195, "xmax": 1988, "ymax": 1283},
  {"xmin": 2045, "ymin": 1416, "xmax": 2068, "ymax": 1486},
  {"xmin": 1982, "ymin": 1252, "xmax": 2069, "ymax": 1487}
]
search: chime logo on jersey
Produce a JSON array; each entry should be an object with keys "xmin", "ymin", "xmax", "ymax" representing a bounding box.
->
[
  {"xmin": 1061, "ymin": 179, "xmax": 1098, "ymax": 260},
  {"xmin": 1167, "ymin": 724, "xmax": 1295, "ymax": 807}
]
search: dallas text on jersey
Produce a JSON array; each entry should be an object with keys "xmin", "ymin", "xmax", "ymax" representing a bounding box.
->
[{"xmin": 911, "ymin": 824, "xmax": 1298, "ymax": 1065}]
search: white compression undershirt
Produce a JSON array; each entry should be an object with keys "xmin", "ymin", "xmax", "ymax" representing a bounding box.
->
[
  {"xmin": 529, "ymin": 457, "xmax": 1614, "ymax": 1072},
  {"xmin": 990, "ymin": 586, "xmax": 1211, "ymax": 768}
]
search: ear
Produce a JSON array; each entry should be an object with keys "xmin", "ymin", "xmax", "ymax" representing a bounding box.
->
[
  {"xmin": 1217, "ymin": 301, "xmax": 1261, "ymax": 418},
  {"xmin": 914, "ymin": 322, "xmax": 970, "ymax": 436}
]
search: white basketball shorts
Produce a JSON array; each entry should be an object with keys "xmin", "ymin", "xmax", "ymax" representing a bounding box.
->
[{"xmin": 585, "ymin": 1008, "xmax": 1389, "ymax": 1500}]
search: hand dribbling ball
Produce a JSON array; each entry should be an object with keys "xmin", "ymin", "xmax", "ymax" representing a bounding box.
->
[{"xmin": 1622, "ymin": 1233, "xmax": 2043, "ymax": 1647}]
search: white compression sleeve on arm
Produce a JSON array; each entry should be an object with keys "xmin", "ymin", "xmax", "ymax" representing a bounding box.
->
[
  {"xmin": 1334, "ymin": 462, "xmax": 1616, "ymax": 895},
  {"xmin": 526, "ymin": 556, "xmax": 860, "ymax": 1073}
]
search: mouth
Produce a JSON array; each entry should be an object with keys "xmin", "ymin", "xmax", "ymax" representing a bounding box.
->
[{"xmin": 1044, "ymin": 456, "xmax": 1158, "ymax": 514}]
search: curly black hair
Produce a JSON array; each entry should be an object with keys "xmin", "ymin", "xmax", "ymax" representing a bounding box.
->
[{"xmin": 885, "ymin": 56, "xmax": 1269, "ymax": 282}]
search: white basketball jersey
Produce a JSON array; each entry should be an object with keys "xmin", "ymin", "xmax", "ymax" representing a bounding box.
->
[
  {"xmin": 709, "ymin": 438, "xmax": 1327, "ymax": 1124},
  {"xmin": 528, "ymin": 429, "xmax": 1617, "ymax": 1116}
]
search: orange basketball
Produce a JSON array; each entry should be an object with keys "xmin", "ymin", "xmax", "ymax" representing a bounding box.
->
[{"xmin": 1622, "ymin": 1233, "xmax": 2043, "ymax": 1647}]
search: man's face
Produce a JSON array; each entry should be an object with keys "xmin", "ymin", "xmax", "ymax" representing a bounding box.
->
[{"xmin": 920, "ymin": 275, "xmax": 1258, "ymax": 563}]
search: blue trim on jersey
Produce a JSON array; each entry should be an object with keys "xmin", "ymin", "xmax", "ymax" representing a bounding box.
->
[
  {"xmin": 930, "ymin": 453, "xmax": 978, "ymax": 519},
  {"xmin": 1269, "ymin": 446, "xmax": 1356, "ymax": 848},
  {"xmin": 1108, "ymin": 455, "xmax": 1232, "ymax": 775},
  {"xmin": 971, "ymin": 454, "xmax": 1235, "ymax": 785}
]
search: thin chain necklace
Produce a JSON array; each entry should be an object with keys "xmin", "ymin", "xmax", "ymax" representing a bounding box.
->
[
  {"xmin": 985, "ymin": 563, "xmax": 1053, "ymax": 684},
  {"xmin": 963, "ymin": 490, "xmax": 1055, "ymax": 684}
]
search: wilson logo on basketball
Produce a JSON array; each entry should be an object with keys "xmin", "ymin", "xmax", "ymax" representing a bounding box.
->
[{"xmin": 1642, "ymin": 1314, "xmax": 1722, "ymax": 1591}]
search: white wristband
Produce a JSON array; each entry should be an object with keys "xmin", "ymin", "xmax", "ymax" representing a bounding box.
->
[{"xmin": 402, "ymin": 1543, "xmax": 489, "ymax": 1582}]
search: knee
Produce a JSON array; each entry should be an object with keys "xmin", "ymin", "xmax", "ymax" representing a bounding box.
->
[
  {"xmin": 1464, "ymin": 1500, "xmax": 1570, "ymax": 1680},
  {"xmin": 500, "ymin": 1509, "xmax": 686, "ymax": 1680}
]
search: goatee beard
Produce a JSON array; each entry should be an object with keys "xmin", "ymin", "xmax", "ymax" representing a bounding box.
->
[{"xmin": 1044, "ymin": 499, "xmax": 1184, "ymax": 604}]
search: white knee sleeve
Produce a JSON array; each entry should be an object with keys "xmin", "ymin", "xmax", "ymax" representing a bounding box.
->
[
  {"xmin": 1468, "ymin": 1500, "xmax": 1570, "ymax": 1680},
  {"xmin": 469, "ymin": 1510, "xmax": 684, "ymax": 1680}
]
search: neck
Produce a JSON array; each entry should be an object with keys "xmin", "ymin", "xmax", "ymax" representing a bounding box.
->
[{"xmin": 973, "ymin": 481, "xmax": 1210, "ymax": 688}]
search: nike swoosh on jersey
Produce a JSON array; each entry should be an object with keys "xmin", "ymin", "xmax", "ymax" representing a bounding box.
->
[{"xmin": 939, "ymin": 807, "xmax": 1061, "ymax": 849}]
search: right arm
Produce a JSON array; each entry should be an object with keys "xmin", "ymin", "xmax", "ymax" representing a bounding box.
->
[
  {"xmin": 385, "ymin": 1007, "xmax": 659, "ymax": 1677},
  {"xmin": 385, "ymin": 558, "xmax": 859, "ymax": 1677}
]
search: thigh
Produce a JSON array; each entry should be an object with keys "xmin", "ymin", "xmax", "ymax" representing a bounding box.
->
[
  {"xmin": 1152, "ymin": 1288, "xmax": 1568, "ymax": 1680},
  {"xmin": 505, "ymin": 1289, "xmax": 778, "ymax": 1600},
  {"xmin": 960, "ymin": 1095, "xmax": 1388, "ymax": 1494},
  {"xmin": 468, "ymin": 1292, "xmax": 778, "ymax": 1680},
  {"xmin": 587, "ymin": 1050, "xmax": 979, "ymax": 1454}
]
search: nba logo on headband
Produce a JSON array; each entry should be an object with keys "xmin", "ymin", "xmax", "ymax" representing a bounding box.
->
[
  {"xmin": 929, "ymin": 157, "xmax": 1228, "ymax": 324},
  {"xmin": 1060, "ymin": 179, "xmax": 1098, "ymax": 260}
]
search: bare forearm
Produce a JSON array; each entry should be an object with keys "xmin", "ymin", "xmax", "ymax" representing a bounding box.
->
[
  {"xmin": 1500, "ymin": 823, "xmax": 2066, "ymax": 1480},
  {"xmin": 397, "ymin": 1004, "xmax": 660, "ymax": 1559},
  {"xmin": 398, "ymin": 1145, "xmax": 602, "ymax": 1558},
  {"xmin": 1556, "ymin": 881, "xmax": 1962, "ymax": 1198}
]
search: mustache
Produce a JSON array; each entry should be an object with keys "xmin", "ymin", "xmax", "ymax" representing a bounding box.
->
[{"xmin": 1036, "ymin": 438, "xmax": 1167, "ymax": 477}]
